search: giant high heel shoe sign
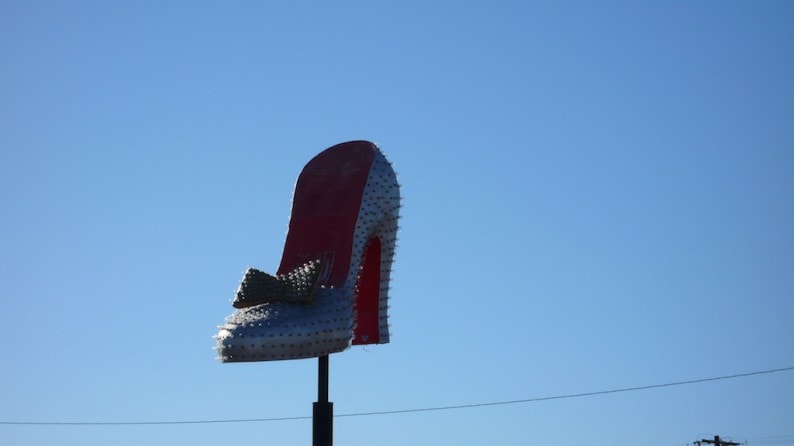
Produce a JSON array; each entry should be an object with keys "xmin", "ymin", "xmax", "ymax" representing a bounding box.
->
[{"xmin": 215, "ymin": 141, "xmax": 401, "ymax": 362}]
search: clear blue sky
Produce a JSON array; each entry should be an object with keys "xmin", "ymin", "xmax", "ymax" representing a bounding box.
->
[{"xmin": 1, "ymin": 2, "xmax": 793, "ymax": 445}]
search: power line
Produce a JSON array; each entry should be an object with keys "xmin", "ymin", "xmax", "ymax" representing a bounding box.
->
[
  {"xmin": 335, "ymin": 365, "xmax": 794, "ymax": 419},
  {"xmin": 738, "ymin": 434, "xmax": 794, "ymax": 446},
  {"xmin": 1, "ymin": 365, "xmax": 792, "ymax": 427}
]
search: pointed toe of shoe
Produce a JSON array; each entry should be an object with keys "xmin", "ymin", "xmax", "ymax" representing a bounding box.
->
[{"xmin": 215, "ymin": 289, "xmax": 354, "ymax": 362}]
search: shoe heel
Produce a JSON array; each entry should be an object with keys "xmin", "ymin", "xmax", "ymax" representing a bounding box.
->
[{"xmin": 352, "ymin": 199, "xmax": 400, "ymax": 344}]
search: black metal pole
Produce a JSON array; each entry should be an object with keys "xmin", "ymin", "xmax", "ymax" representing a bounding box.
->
[{"xmin": 313, "ymin": 355, "xmax": 333, "ymax": 446}]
